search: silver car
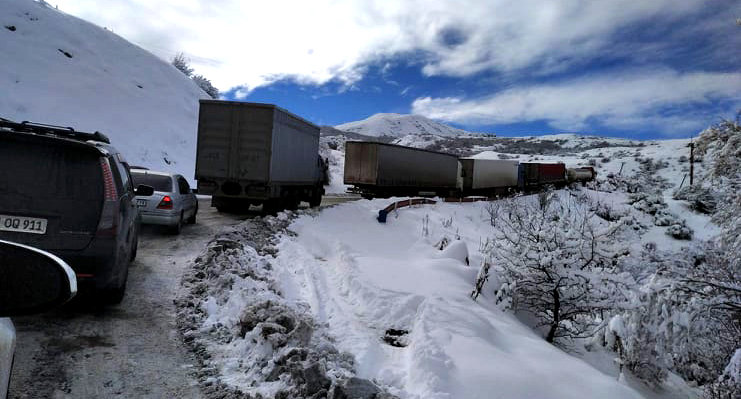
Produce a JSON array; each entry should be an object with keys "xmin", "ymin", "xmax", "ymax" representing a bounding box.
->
[{"xmin": 130, "ymin": 169, "xmax": 197, "ymax": 234}]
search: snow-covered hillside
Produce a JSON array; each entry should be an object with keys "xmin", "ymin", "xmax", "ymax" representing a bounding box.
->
[
  {"xmin": 0, "ymin": 0, "xmax": 207, "ymax": 181},
  {"xmin": 336, "ymin": 113, "xmax": 484, "ymax": 138}
]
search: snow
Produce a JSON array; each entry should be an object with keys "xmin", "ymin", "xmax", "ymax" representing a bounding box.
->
[
  {"xmin": 722, "ymin": 349, "xmax": 741, "ymax": 384},
  {"xmin": 0, "ymin": 0, "xmax": 208, "ymax": 183},
  {"xmin": 271, "ymin": 199, "xmax": 646, "ymax": 399},
  {"xmin": 0, "ymin": 318, "xmax": 14, "ymax": 399},
  {"xmin": 336, "ymin": 113, "xmax": 483, "ymax": 138},
  {"xmin": 296, "ymin": 132, "xmax": 721, "ymax": 398},
  {"xmin": 2, "ymin": 2, "xmax": 726, "ymax": 396}
]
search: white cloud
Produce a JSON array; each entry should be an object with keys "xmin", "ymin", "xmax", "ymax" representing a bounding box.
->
[
  {"xmin": 52, "ymin": 0, "xmax": 714, "ymax": 92},
  {"xmin": 411, "ymin": 69, "xmax": 741, "ymax": 134}
]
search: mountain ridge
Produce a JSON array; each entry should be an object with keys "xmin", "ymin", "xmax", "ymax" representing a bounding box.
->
[{"xmin": 335, "ymin": 112, "xmax": 488, "ymax": 138}]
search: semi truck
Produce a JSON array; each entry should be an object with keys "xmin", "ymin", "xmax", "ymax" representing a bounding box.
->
[
  {"xmin": 195, "ymin": 100, "xmax": 328, "ymax": 214},
  {"xmin": 343, "ymin": 141, "xmax": 459, "ymax": 199}
]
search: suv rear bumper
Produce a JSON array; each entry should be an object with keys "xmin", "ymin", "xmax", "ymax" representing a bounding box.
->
[
  {"xmin": 50, "ymin": 237, "xmax": 123, "ymax": 291},
  {"xmin": 140, "ymin": 210, "xmax": 179, "ymax": 226}
]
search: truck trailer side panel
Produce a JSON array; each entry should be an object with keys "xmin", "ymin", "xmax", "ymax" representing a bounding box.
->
[
  {"xmin": 343, "ymin": 141, "xmax": 379, "ymax": 185},
  {"xmin": 344, "ymin": 141, "xmax": 458, "ymax": 191},
  {"xmin": 269, "ymin": 110, "xmax": 321, "ymax": 184},
  {"xmin": 196, "ymin": 100, "xmax": 320, "ymax": 186},
  {"xmin": 459, "ymin": 158, "xmax": 519, "ymax": 190},
  {"xmin": 196, "ymin": 101, "xmax": 273, "ymax": 182},
  {"xmin": 232, "ymin": 104, "xmax": 273, "ymax": 182},
  {"xmin": 376, "ymin": 144, "xmax": 458, "ymax": 188}
]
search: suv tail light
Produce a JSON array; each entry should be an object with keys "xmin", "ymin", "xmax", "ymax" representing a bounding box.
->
[
  {"xmin": 96, "ymin": 157, "xmax": 120, "ymax": 236},
  {"xmin": 157, "ymin": 196, "xmax": 173, "ymax": 209}
]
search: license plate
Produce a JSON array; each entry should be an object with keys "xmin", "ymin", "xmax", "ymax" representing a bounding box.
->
[
  {"xmin": 0, "ymin": 214, "xmax": 47, "ymax": 234},
  {"xmin": 136, "ymin": 199, "xmax": 147, "ymax": 207}
]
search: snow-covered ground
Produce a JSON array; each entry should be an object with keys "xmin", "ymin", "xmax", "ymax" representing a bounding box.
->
[
  {"xmin": 3, "ymin": 1, "xmax": 728, "ymax": 396},
  {"xmin": 182, "ymin": 133, "xmax": 719, "ymax": 398},
  {"xmin": 0, "ymin": 0, "xmax": 208, "ymax": 182},
  {"xmin": 274, "ymin": 198, "xmax": 646, "ymax": 399}
]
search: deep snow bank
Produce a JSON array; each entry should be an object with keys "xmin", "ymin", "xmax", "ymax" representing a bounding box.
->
[
  {"xmin": 272, "ymin": 198, "xmax": 646, "ymax": 399},
  {"xmin": 0, "ymin": 0, "xmax": 207, "ymax": 181}
]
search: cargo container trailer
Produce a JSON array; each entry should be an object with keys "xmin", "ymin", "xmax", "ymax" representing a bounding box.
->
[
  {"xmin": 344, "ymin": 141, "xmax": 459, "ymax": 199},
  {"xmin": 458, "ymin": 158, "xmax": 520, "ymax": 196},
  {"xmin": 517, "ymin": 163, "xmax": 567, "ymax": 191},
  {"xmin": 195, "ymin": 100, "xmax": 328, "ymax": 214}
]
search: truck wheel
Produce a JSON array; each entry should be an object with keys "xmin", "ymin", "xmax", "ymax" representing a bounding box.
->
[
  {"xmin": 309, "ymin": 190, "xmax": 322, "ymax": 207},
  {"xmin": 285, "ymin": 194, "xmax": 300, "ymax": 211},
  {"xmin": 263, "ymin": 199, "xmax": 280, "ymax": 216}
]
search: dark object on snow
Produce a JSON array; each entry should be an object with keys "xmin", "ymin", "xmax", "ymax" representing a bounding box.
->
[
  {"xmin": 5, "ymin": 25, "xmax": 16, "ymax": 31},
  {"xmin": 57, "ymin": 48, "xmax": 72, "ymax": 58},
  {"xmin": 382, "ymin": 328, "xmax": 409, "ymax": 347},
  {"xmin": 302, "ymin": 362, "xmax": 331, "ymax": 396},
  {"xmin": 377, "ymin": 198, "xmax": 436, "ymax": 222},
  {"xmin": 377, "ymin": 196, "xmax": 495, "ymax": 223},
  {"xmin": 518, "ymin": 162, "xmax": 567, "ymax": 190},
  {"xmin": 330, "ymin": 377, "xmax": 384, "ymax": 399}
]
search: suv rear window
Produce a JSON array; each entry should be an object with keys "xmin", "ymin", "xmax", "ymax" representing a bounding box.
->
[
  {"xmin": 0, "ymin": 133, "xmax": 104, "ymax": 249},
  {"xmin": 131, "ymin": 172, "xmax": 173, "ymax": 192}
]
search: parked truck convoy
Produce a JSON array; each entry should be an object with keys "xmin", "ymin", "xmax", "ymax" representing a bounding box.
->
[
  {"xmin": 344, "ymin": 141, "xmax": 595, "ymax": 198},
  {"xmin": 195, "ymin": 100, "xmax": 328, "ymax": 214},
  {"xmin": 343, "ymin": 141, "xmax": 459, "ymax": 198}
]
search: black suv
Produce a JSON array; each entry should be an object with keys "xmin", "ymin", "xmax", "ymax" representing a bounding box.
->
[{"xmin": 0, "ymin": 118, "xmax": 153, "ymax": 303}]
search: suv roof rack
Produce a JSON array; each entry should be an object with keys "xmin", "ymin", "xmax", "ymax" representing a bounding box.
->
[{"xmin": 0, "ymin": 118, "xmax": 111, "ymax": 144}]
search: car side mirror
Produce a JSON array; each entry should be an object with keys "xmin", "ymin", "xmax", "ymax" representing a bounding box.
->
[
  {"xmin": 0, "ymin": 240, "xmax": 77, "ymax": 317},
  {"xmin": 135, "ymin": 184, "xmax": 154, "ymax": 196}
]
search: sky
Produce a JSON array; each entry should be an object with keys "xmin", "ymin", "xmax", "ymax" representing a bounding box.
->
[{"xmin": 52, "ymin": 0, "xmax": 741, "ymax": 139}]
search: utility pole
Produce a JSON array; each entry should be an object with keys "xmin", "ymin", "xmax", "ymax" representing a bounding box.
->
[{"xmin": 689, "ymin": 138, "xmax": 695, "ymax": 186}]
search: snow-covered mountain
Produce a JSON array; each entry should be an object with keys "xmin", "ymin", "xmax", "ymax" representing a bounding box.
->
[
  {"xmin": 0, "ymin": 0, "xmax": 207, "ymax": 181},
  {"xmin": 335, "ymin": 113, "xmax": 485, "ymax": 138}
]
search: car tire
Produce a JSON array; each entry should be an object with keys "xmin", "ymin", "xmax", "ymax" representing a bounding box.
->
[
  {"xmin": 130, "ymin": 238, "xmax": 138, "ymax": 261},
  {"xmin": 101, "ymin": 263, "xmax": 128, "ymax": 305},
  {"xmin": 187, "ymin": 204, "xmax": 197, "ymax": 224},
  {"xmin": 170, "ymin": 212, "xmax": 183, "ymax": 235}
]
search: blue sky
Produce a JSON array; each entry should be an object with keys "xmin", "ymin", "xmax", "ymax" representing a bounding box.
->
[{"xmin": 56, "ymin": 0, "xmax": 741, "ymax": 139}]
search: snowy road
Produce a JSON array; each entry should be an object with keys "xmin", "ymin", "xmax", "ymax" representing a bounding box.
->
[{"xmin": 8, "ymin": 195, "xmax": 357, "ymax": 399}]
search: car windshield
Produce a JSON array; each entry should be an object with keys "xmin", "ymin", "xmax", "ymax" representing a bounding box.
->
[{"xmin": 131, "ymin": 172, "xmax": 173, "ymax": 192}]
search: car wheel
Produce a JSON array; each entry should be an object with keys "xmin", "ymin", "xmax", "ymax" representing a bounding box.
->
[
  {"xmin": 187, "ymin": 204, "xmax": 197, "ymax": 224},
  {"xmin": 101, "ymin": 263, "xmax": 128, "ymax": 305},
  {"xmin": 129, "ymin": 238, "xmax": 138, "ymax": 261},
  {"xmin": 170, "ymin": 212, "xmax": 183, "ymax": 235}
]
